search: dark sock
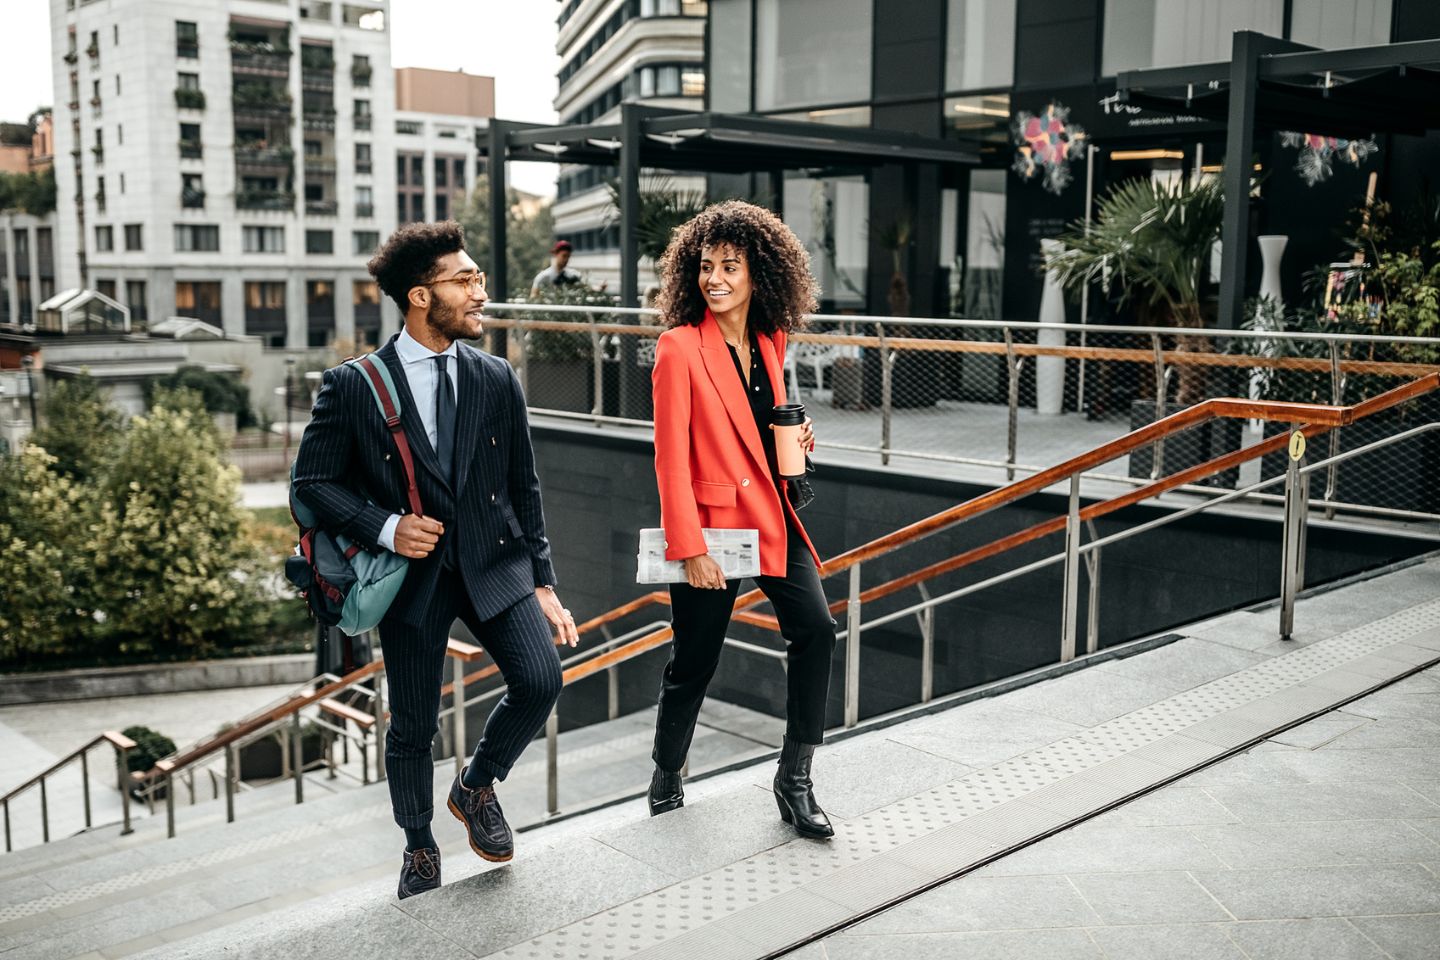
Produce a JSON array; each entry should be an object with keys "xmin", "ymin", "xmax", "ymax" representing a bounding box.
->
[
  {"xmin": 461, "ymin": 756, "xmax": 494, "ymax": 790},
  {"xmin": 404, "ymin": 826, "xmax": 435, "ymax": 852}
]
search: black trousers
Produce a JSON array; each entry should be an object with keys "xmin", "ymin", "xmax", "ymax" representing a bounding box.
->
[
  {"xmin": 653, "ymin": 525, "xmax": 836, "ymax": 772},
  {"xmin": 378, "ymin": 569, "xmax": 562, "ymax": 829}
]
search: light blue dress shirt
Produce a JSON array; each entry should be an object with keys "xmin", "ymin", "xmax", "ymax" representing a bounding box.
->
[{"xmin": 377, "ymin": 328, "xmax": 459, "ymax": 552}]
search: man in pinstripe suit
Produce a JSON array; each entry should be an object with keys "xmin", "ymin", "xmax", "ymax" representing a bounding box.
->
[{"xmin": 293, "ymin": 221, "xmax": 580, "ymax": 899}]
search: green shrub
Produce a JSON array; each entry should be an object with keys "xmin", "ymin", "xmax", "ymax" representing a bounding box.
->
[{"xmin": 120, "ymin": 725, "xmax": 177, "ymax": 775}]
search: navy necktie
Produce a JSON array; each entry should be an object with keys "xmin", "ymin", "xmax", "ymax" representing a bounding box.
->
[{"xmin": 435, "ymin": 354, "xmax": 456, "ymax": 483}]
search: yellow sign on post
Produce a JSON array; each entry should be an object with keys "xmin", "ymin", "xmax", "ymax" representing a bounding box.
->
[{"xmin": 1288, "ymin": 430, "xmax": 1307, "ymax": 461}]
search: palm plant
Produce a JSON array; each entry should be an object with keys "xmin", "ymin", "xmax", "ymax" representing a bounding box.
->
[
  {"xmin": 1044, "ymin": 175, "xmax": 1226, "ymax": 402},
  {"xmin": 604, "ymin": 177, "xmax": 708, "ymax": 269}
]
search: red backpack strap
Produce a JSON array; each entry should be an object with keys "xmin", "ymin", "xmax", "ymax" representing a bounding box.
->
[{"xmin": 351, "ymin": 355, "xmax": 425, "ymax": 519}]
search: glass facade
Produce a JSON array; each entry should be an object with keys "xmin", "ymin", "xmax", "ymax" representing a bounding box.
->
[
  {"xmin": 707, "ymin": 0, "xmax": 752, "ymax": 112},
  {"xmin": 755, "ymin": 0, "xmax": 871, "ymax": 111},
  {"xmin": 1102, "ymin": 0, "xmax": 1284, "ymax": 75},
  {"xmin": 783, "ymin": 174, "xmax": 869, "ymax": 310},
  {"xmin": 1290, "ymin": 0, "xmax": 1392, "ymax": 49},
  {"xmin": 945, "ymin": 0, "xmax": 1015, "ymax": 92}
]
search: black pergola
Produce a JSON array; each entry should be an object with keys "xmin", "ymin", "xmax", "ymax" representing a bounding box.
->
[
  {"xmin": 480, "ymin": 104, "xmax": 980, "ymax": 309},
  {"xmin": 1116, "ymin": 32, "xmax": 1440, "ymax": 330}
]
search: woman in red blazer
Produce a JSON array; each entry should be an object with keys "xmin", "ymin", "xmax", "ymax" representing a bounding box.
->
[{"xmin": 646, "ymin": 200, "xmax": 836, "ymax": 839}]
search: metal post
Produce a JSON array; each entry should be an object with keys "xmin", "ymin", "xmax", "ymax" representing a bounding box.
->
[
  {"xmin": 118, "ymin": 746, "xmax": 132, "ymax": 836},
  {"xmin": 373, "ymin": 666, "xmax": 387, "ymax": 782},
  {"xmin": 1150, "ymin": 333, "xmax": 1169, "ymax": 480},
  {"xmin": 545, "ymin": 707, "xmax": 559, "ymax": 816},
  {"xmin": 224, "ymin": 744, "xmax": 235, "ymax": 824},
  {"xmin": 283, "ymin": 356, "xmax": 295, "ymax": 463},
  {"xmin": 3, "ymin": 799, "xmax": 9, "ymax": 852},
  {"xmin": 1077, "ymin": 142, "xmax": 1097, "ymax": 414},
  {"xmin": 39, "ymin": 777, "xmax": 49, "ymax": 844},
  {"xmin": 590, "ymin": 322, "xmax": 604, "ymax": 423},
  {"xmin": 1002, "ymin": 330, "xmax": 1022, "ymax": 481},
  {"xmin": 1325, "ymin": 342, "xmax": 1345, "ymax": 519},
  {"xmin": 1218, "ymin": 32, "xmax": 1261, "ymax": 329},
  {"xmin": 1280, "ymin": 431, "xmax": 1308, "ymax": 640},
  {"xmin": 292, "ymin": 713, "xmax": 304, "ymax": 804},
  {"xmin": 617, "ymin": 103, "xmax": 644, "ymax": 418},
  {"xmin": 607, "ymin": 666, "xmax": 620, "ymax": 721},
  {"xmin": 165, "ymin": 773, "xmax": 175, "ymax": 839},
  {"xmin": 516, "ymin": 319, "xmax": 530, "ymax": 393},
  {"xmin": 452, "ymin": 655, "xmax": 468, "ymax": 777},
  {"xmin": 878, "ymin": 322, "xmax": 893, "ymax": 466},
  {"xmin": 81, "ymin": 750, "xmax": 92, "ymax": 829},
  {"xmin": 1060, "ymin": 475, "xmax": 1082, "ymax": 662},
  {"xmin": 487, "ymin": 120, "xmax": 511, "ymax": 361},
  {"xmin": 1085, "ymin": 519, "xmax": 1102, "ymax": 655},
  {"xmin": 917, "ymin": 583, "xmax": 934, "ymax": 704},
  {"xmin": 22, "ymin": 355, "xmax": 38, "ymax": 428},
  {"xmin": 844, "ymin": 563, "xmax": 863, "ymax": 728}
]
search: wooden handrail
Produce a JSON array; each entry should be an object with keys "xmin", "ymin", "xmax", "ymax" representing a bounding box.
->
[{"xmin": 483, "ymin": 317, "xmax": 1440, "ymax": 380}]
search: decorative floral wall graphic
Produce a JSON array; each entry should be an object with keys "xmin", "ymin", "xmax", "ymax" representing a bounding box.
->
[
  {"xmin": 1279, "ymin": 131, "xmax": 1379, "ymax": 186},
  {"xmin": 1012, "ymin": 102, "xmax": 1088, "ymax": 195}
]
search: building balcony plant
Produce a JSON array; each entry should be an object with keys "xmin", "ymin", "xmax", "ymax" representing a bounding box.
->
[
  {"xmin": 236, "ymin": 189, "xmax": 295, "ymax": 211},
  {"xmin": 305, "ymin": 199, "xmax": 338, "ymax": 216},
  {"xmin": 85, "ymin": 41, "xmax": 99, "ymax": 59},
  {"xmin": 300, "ymin": 47, "xmax": 334, "ymax": 72},
  {"xmin": 235, "ymin": 144, "xmax": 294, "ymax": 167},
  {"xmin": 304, "ymin": 154, "xmax": 336, "ymax": 171},
  {"xmin": 63, "ymin": 50, "xmax": 78, "ymax": 65},
  {"xmin": 177, "ymin": 41, "xmax": 199, "ymax": 59},
  {"xmin": 89, "ymin": 96, "xmax": 102, "ymax": 108},
  {"xmin": 355, "ymin": 162, "xmax": 372, "ymax": 175},
  {"xmin": 175, "ymin": 88, "xmax": 206, "ymax": 110},
  {"xmin": 353, "ymin": 115, "xmax": 371, "ymax": 132},
  {"xmin": 181, "ymin": 188, "xmax": 206, "ymax": 209},
  {"xmin": 67, "ymin": 100, "xmax": 80, "ymax": 112},
  {"xmin": 90, "ymin": 145, "xmax": 103, "ymax": 163},
  {"xmin": 351, "ymin": 65, "xmax": 372, "ymax": 86},
  {"xmin": 179, "ymin": 139, "xmax": 203, "ymax": 159},
  {"xmin": 233, "ymin": 83, "xmax": 292, "ymax": 108}
]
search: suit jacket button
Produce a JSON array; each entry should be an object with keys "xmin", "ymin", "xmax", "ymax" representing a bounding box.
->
[
  {"xmin": 490, "ymin": 436, "xmax": 497, "ymax": 446},
  {"xmin": 491, "ymin": 494, "xmax": 496, "ymax": 503},
  {"xmin": 498, "ymin": 537, "xmax": 506, "ymax": 545},
  {"xmin": 741, "ymin": 478, "xmax": 751, "ymax": 487},
  {"xmin": 384, "ymin": 453, "xmax": 391, "ymax": 461}
]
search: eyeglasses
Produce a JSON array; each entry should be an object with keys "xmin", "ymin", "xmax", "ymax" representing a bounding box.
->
[{"xmin": 424, "ymin": 271, "xmax": 487, "ymax": 296}]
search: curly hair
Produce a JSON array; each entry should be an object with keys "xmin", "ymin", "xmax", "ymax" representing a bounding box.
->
[
  {"xmin": 654, "ymin": 200, "xmax": 818, "ymax": 334},
  {"xmin": 367, "ymin": 220, "xmax": 467, "ymax": 316}
]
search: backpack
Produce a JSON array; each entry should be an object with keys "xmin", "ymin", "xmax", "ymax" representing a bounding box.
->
[{"xmin": 284, "ymin": 354, "xmax": 424, "ymax": 636}]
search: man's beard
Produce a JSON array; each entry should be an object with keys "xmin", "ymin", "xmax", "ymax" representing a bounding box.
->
[{"xmin": 425, "ymin": 297, "xmax": 473, "ymax": 342}]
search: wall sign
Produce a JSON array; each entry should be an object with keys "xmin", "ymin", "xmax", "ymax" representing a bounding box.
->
[
  {"xmin": 1279, "ymin": 131, "xmax": 1379, "ymax": 187},
  {"xmin": 1012, "ymin": 102, "xmax": 1088, "ymax": 196}
]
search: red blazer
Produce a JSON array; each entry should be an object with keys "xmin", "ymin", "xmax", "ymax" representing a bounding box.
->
[{"xmin": 652, "ymin": 310, "xmax": 821, "ymax": 577}]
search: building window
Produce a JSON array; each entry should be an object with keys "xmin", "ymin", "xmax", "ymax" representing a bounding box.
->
[
  {"xmin": 434, "ymin": 156, "xmax": 448, "ymax": 188},
  {"xmin": 342, "ymin": 5, "xmax": 386, "ymax": 30},
  {"xmin": 115, "ymin": 73, "xmax": 122, "ymax": 96},
  {"xmin": 178, "ymin": 71, "xmax": 200, "ymax": 91},
  {"xmin": 306, "ymin": 280, "xmax": 335, "ymax": 348},
  {"xmin": 96, "ymin": 278, "xmax": 117, "ymax": 299},
  {"xmin": 945, "ymin": 0, "xmax": 1015, "ymax": 92},
  {"xmin": 179, "ymin": 122, "xmax": 202, "ymax": 158},
  {"xmin": 95, "ymin": 224, "xmax": 113, "ymax": 251},
  {"xmin": 353, "ymin": 279, "xmax": 381, "ymax": 347},
  {"xmin": 783, "ymin": 173, "xmax": 868, "ymax": 310},
  {"xmin": 354, "ymin": 98, "xmax": 371, "ymax": 131},
  {"xmin": 351, "ymin": 53, "xmax": 372, "ymax": 86},
  {"xmin": 176, "ymin": 20, "xmax": 198, "ymax": 58},
  {"xmin": 453, "ymin": 157, "xmax": 466, "ymax": 191},
  {"xmin": 174, "ymin": 224, "xmax": 220, "ymax": 252},
  {"xmin": 305, "ymin": 229, "xmax": 334, "ymax": 254},
  {"xmin": 1102, "ymin": 0, "xmax": 1283, "ymax": 75},
  {"xmin": 395, "ymin": 119, "xmax": 421, "ymax": 135},
  {"xmin": 355, "ymin": 185, "xmax": 374, "ymax": 217},
  {"xmin": 182, "ymin": 173, "xmax": 205, "ymax": 208},
  {"xmin": 1289, "ymin": 0, "xmax": 1391, "ymax": 49},
  {"xmin": 243, "ymin": 226, "xmax": 286, "ymax": 253},
  {"xmin": 353, "ymin": 230, "xmax": 379, "ymax": 255},
  {"xmin": 755, "ymin": 0, "xmax": 871, "ymax": 111},
  {"xmin": 126, "ymin": 279, "xmax": 147, "ymax": 323},
  {"xmin": 434, "ymin": 194, "xmax": 448, "ymax": 220},
  {"xmin": 124, "ymin": 223, "xmax": 143, "ymax": 251},
  {"xmin": 244, "ymin": 281, "xmax": 288, "ymax": 347},
  {"xmin": 175, "ymin": 281, "xmax": 221, "ymax": 324},
  {"xmin": 355, "ymin": 142, "xmax": 372, "ymax": 174}
]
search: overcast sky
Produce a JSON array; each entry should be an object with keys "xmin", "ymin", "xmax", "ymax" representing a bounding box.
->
[{"xmin": 0, "ymin": 0, "xmax": 561, "ymax": 196}]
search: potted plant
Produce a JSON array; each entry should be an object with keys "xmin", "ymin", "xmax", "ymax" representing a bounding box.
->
[{"xmin": 523, "ymin": 285, "xmax": 615, "ymax": 414}]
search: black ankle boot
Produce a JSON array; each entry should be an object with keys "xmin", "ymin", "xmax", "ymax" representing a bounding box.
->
[
  {"xmin": 648, "ymin": 766, "xmax": 684, "ymax": 816},
  {"xmin": 773, "ymin": 737, "xmax": 833, "ymax": 838}
]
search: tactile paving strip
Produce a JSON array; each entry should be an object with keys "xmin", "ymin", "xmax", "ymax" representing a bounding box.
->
[{"xmin": 490, "ymin": 597, "xmax": 1440, "ymax": 960}]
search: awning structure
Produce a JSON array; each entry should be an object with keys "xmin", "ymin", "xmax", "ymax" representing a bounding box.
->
[
  {"xmin": 1116, "ymin": 33, "xmax": 1440, "ymax": 329},
  {"xmin": 478, "ymin": 105, "xmax": 979, "ymax": 308}
]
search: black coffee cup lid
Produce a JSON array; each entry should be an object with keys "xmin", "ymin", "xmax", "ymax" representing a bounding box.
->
[{"xmin": 772, "ymin": 402, "xmax": 805, "ymax": 426}]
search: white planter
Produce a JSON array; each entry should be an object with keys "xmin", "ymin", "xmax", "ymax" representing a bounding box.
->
[
  {"xmin": 1257, "ymin": 235, "xmax": 1287, "ymax": 310},
  {"xmin": 1036, "ymin": 238, "xmax": 1067, "ymax": 415}
]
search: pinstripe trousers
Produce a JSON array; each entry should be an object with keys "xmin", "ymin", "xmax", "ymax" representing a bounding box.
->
[{"xmin": 379, "ymin": 568, "xmax": 562, "ymax": 829}]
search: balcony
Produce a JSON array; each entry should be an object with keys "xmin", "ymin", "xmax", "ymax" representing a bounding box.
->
[
  {"xmin": 85, "ymin": 42, "xmax": 99, "ymax": 60},
  {"xmin": 354, "ymin": 203, "xmax": 373, "ymax": 218},
  {"xmin": 230, "ymin": 41, "xmax": 291, "ymax": 77},
  {"xmin": 177, "ymin": 41, "xmax": 199, "ymax": 59},
  {"xmin": 236, "ymin": 189, "xmax": 294, "ymax": 211},
  {"xmin": 300, "ymin": 47, "xmax": 334, "ymax": 72},
  {"xmin": 351, "ymin": 65, "xmax": 372, "ymax": 87},
  {"xmin": 302, "ymin": 106, "xmax": 336, "ymax": 131},
  {"xmin": 181, "ymin": 189, "xmax": 206, "ymax": 209},
  {"xmin": 235, "ymin": 144, "xmax": 294, "ymax": 169},
  {"xmin": 63, "ymin": 50, "xmax": 78, "ymax": 65},
  {"xmin": 353, "ymin": 114, "xmax": 371, "ymax": 132},
  {"xmin": 355, "ymin": 162, "xmax": 372, "ymax": 175},
  {"xmin": 95, "ymin": 192, "xmax": 106, "ymax": 213},
  {"xmin": 175, "ymin": 88, "xmax": 206, "ymax": 110},
  {"xmin": 305, "ymin": 199, "xmax": 338, "ymax": 216},
  {"xmin": 179, "ymin": 140, "xmax": 203, "ymax": 160},
  {"xmin": 233, "ymin": 85, "xmax": 293, "ymax": 120},
  {"xmin": 67, "ymin": 100, "xmax": 80, "ymax": 113},
  {"xmin": 90, "ymin": 145, "xmax": 103, "ymax": 165},
  {"xmin": 303, "ymin": 154, "xmax": 336, "ymax": 172}
]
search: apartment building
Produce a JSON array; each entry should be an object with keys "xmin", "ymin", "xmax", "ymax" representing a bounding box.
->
[
  {"xmin": 552, "ymin": 0, "xmax": 707, "ymax": 292},
  {"xmin": 393, "ymin": 67, "xmax": 491, "ymax": 228},
  {"xmin": 49, "ymin": 0, "xmax": 398, "ymax": 351}
]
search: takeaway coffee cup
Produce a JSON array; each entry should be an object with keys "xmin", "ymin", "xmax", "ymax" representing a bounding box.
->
[{"xmin": 772, "ymin": 402, "xmax": 808, "ymax": 479}]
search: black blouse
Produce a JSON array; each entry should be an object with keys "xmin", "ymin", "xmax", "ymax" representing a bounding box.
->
[{"xmin": 725, "ymin": 333, "xmax": 781, "ymax": 489}]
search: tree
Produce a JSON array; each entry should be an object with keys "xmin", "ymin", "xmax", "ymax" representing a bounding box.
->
[
  {"xmin": 456, "ymin": 175, "xmax": 556, "ymax": 298},
  {"xmin": 29, "ymin": 374, "xmax": 128, "ymax": 484},
  {"xmin": 0, "ymin": 167, "xmax": 57, "ymax": 216},
  {"xmin": 147, "ymin": 365, "xmax": 255, "ymax": 428},
  {"xmin": 0, "ymin": 446, "xmax": 90, "ymax": 661},
  {"xmin": 87, "ymin": 390, "xmax": 267, "ymax": 656},
  {"xmin": 604, "ymin": 176, "xmax": 708, "ymax": 270}
]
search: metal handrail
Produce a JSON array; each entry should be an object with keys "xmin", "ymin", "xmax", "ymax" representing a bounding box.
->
[{"xmin": 1, "ymin": 731, "xmax": 136, "ymax": 852}]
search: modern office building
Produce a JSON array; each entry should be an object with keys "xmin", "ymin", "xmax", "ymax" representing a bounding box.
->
[
  {"xmin": 701, "ymin": 0, "xmax": 1440, "ymax": 326},
  {"xmin": 47, "ymin": 0, "xmax": 398, "ymax": 351},
  {"xmin": 552, "ymin": 0, "xmax": 708, "ymax": 290}
]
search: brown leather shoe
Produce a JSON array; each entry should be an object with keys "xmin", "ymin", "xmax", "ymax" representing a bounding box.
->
[
  {"xmin": 447, "ymin": 774, "xmax": 514, "ymax": 862},
  {"xmin": 397, "ymin": 847, "xmax": 441, "ymax": 899}
]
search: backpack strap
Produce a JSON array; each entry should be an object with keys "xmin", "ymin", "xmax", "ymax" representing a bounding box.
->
[{"xmin": 347, "ymin": 355, "xmax": 425, "ymax": 519}]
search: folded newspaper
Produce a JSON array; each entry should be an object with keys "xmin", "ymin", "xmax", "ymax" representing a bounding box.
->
[{"xmin": 636, "ymin": 528, "xmax": 761, "ymax": 584}]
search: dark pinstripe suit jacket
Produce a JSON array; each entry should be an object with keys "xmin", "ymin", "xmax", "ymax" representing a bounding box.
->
[{"xmin": 292, "ymin": 333, "xmax": 557, "ymax": 627}]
